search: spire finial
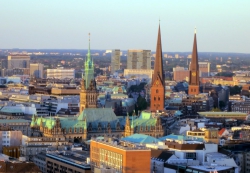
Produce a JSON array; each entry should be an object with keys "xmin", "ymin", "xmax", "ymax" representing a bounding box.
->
[
  {"xmin": 87, "ymin": 33, "xmax": 91, "ymax": 60},
  {"xmin": 194, "ymin": 27, "xmax": 197, "ymax": 34},
  {"xmin": 159, "ymin": 18, "xmax": 160, "ymax": 24}
]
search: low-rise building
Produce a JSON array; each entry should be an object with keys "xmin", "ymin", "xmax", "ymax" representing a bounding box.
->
[
  {"xmin": 91, "ymin": 138, "xmax": 151, "ymax": 173},
  {"xmin": 47, "ymin": 68, "xmax": 75, "ymax": 79},
  {"xmin": 186, "ymin": 128, "xmax": 219, "ymax": 144},
  {"xmin": 33, "ymin": 151, "xmax": 47, "ymax": 173},
  {"xmin": 46, "ymin": 150, "xmax": 91, "ymax": 173},
  {"xmin": 181, "ymin": 94, "xmax": 214, "ymax": 115},
  {"xmin": 0, "ymin": 131, "xmax": 22, "ymax": 153},
  {"xmin": 0, "ymin": 153, "xmax": 41, "ymax": 173},
  {"xmin": 0, "ymin": 119, "xmax": 31, "ymax": 136},
  {"xmin": 20, "ymin": 135, "xmax": 69, "ymax": 161},
  {"xmin": 2, "ymin": 146, "xmax": 20, "ymax": 158},
  {"xmin": 198, "ymin": 112, "xmax": 247, "ymax": 121},
  {"xmin": 124, "ymin": 69, "xmax": 154, "ymax": 79},
  {"xmin": 230, "ymin": 97, "xmax": 250, "ymax": 114}
]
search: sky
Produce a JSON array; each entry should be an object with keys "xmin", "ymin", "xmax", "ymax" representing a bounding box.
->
[{"xmin": 0, "ymin": 0, "xmax": 249, "ymax": 53}]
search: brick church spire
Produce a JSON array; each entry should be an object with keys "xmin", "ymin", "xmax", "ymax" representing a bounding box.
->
[
  {"xmin": 150, "ymin": 24, "xmax": 165, "ymax": 111},
  {"xmin": 188, "ymin": 28, "xmax": 200, "ymax": 95},
  {"xmin": 152, "ymin": 24, "xmax": 164, "ymax": 83}
]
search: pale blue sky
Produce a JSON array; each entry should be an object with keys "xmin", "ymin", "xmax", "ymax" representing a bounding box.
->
[{"xmin": 0, "ymin": 0, "xmax": 249, "ymax": 53}]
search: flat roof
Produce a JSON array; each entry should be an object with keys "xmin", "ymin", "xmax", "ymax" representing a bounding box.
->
[
  {"xmin": 198, "ymin": 112, "xmax": 247, "ymax": 115},
  {"xmin": 0, "ymin": 119, "xmax": 30, "ymax": 123},
  {"xmin": 188, "ymin": 165, "xmax": 232, "ymax": 172}
]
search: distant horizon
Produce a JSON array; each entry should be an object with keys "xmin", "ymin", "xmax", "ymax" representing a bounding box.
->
[{"xmin": 1, "ymin": 48, "xmax": 250, "ymax": 55}]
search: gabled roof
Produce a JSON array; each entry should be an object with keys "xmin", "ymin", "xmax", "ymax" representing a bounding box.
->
[
  {"xmin": 121, "ymin": 134, "xmax": 160, "ymax": 144},
  {"xmin": 219, "ymin": 128, "xmax": 226, "ymax": 136},
  {"xmin": 130, "ymin": 111, "xmax": 158, "ymax": 129}
]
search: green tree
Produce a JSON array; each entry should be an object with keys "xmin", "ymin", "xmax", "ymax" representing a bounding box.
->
[
  {"xmin": 219, "ymin": 101, "xmax": 225, "ymax": 108},
  {"xmin": 215, "ymin": 72, "xmax": 234, "ymax": 77},
  {"xmin": 230, "ymin": 85, "xmax": 242, "ymax": 95},
  {"xmin": 136, "ymin": 95, "xmax": 148, "ymax": 111}
]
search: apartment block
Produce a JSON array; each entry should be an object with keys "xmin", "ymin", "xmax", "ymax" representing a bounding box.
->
[{"xmin": 127, "ymin": 50, "xmax": 151, "ymax": 69}]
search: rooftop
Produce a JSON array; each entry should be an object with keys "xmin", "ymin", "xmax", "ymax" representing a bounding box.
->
[
  {"xmin": 46, "ymin": 150, "xmax": 90, "ymax": 169},
  {"xmin": 121, "ymin": 134, "xmax": 160, "ymax": 144},
  {"xmin": 0, "ymin": 119, "xmax": 30, "ymax": 124},
  {"xmin": 91, "ymin": 138, "xmax": 150, "ymax": 151},
  {"xmin": 198, "ymin": 112, "xmax": 247, "ymax": 116}
]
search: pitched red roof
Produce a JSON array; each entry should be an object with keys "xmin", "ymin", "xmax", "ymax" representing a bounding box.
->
[{"xmin": 219, "ymin": 128, "xmax": 226, "ymax": 136}]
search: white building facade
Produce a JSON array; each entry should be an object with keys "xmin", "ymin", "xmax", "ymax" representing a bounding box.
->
[{"xmin": 47, "ymin": 68, "xmax": 75, "ymax": 79}]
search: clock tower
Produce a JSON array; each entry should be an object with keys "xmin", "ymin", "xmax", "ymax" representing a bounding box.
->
[
  {"xmin": 188, "ymin": 29, "xmax": 200, "ymax": 95},
  {"xmin": 150, "ymin": 24, "xmax": 165, "ymax": 111},
  {"xmin": 80, "ymin": 34, "xmax": 98, "ymax": 112}
]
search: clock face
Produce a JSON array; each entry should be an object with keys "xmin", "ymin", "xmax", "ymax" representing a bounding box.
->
[
  {"xmin": 192, "ymin": 72, "xmax": 196, "ymax": 76},
  {"xmin": 156, "ymin": 81, "xmax": 159, "ymax": 85}
]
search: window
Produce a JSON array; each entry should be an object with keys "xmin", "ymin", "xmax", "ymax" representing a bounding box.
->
[
  {"xmin": 158, "ymin": 97, "xmax": 160, "ymax": 101},
  {"xmin": 156, "ymin": 89, "xmax": 158, "ymax": 93},
  {"xmin": 186, "ymin": 153, "xmax": 196, "ymax": 160}
]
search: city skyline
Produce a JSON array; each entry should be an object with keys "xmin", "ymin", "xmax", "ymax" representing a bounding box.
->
[{"xmin": 0, "ymin": 0, "xmax": 249, "ymax": 53}]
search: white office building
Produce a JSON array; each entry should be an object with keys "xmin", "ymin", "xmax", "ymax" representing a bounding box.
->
[
  {"xmin": 30, "ymin": 63, "xmax": 44, "ymax": 78},
  {"xmin": 47, "ymin": 68, "xmax": 75, "ymax": 79}
]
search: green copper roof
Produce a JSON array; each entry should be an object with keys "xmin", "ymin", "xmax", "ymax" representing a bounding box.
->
[
  {"xmin": 31, "ymin": 108, "xmax": 124, "ymax": 132},
  {"xmin": 139, "ymin": 111, "xmax": 152, "ymax": 119},
  {"xmin": 0, "ymin": 107, "xmax": 23, "ymax": 113},
  {"xmin": 122, "ymin": 134, "xmax": 160, "ymax": 144},
  {"xmin": 129, "ymin": 111, "xmax": 157, "ymax": 130},
  {"xmin": 84, "ymin": 37, "xmax": 94, "ymax": 89}
]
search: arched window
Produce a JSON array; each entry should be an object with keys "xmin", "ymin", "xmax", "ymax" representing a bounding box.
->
[
  {"xmin": 156, "ymin": 89, "xmax": 159, "ymax": 93},
  {"xmin": 158, "ymin": 97, "xmax": 160, "ymax": 101},
  {"xmin": 154, "ymin": 97, "xmax": 156, "ymax": 101}
]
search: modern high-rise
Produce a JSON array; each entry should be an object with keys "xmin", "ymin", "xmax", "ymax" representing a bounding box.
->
[
  {"xmin": 46, "ymin": 68, "xmax": 75, "ymax": 79},
  {"xmin": 111, "ymin": 49, "xmax": 120, "ymax": 73},
  {"xmin": 188, "ymin": 29, "xmax": 200, "ymax": 95},
  {"xmin": 7, "ymin": 55, "xmax": 30, "ymax": 69},
  {"xmin": 30, "ymin": 63, "xmax": 44, "ymax": 78},
  {"xmin": 127, "ymin": 49, "xmax": 151, "ymax": 69},
  {"xmin": 150, "ymin": 24, "xmax": 165, "ymax": 111}
]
